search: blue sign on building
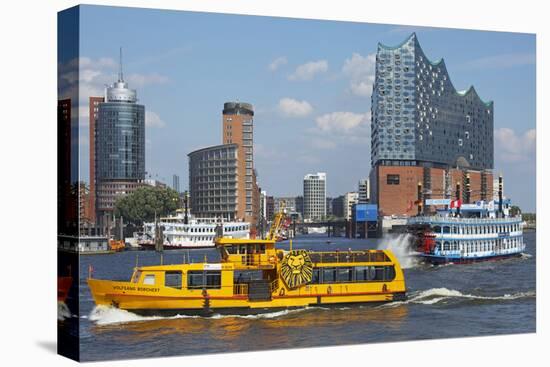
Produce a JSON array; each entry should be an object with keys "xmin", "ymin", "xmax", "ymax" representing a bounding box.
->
[{"xmin": 355, "ymin": 204, "xmax": 378, "ymax": 222}]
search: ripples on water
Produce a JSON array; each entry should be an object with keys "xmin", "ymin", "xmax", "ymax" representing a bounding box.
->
[{"xmin": 72, "ymin": 231, "xmax": 536, "ymax": 361}]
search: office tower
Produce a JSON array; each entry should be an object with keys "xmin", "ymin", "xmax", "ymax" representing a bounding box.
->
[
  {"xmin": 343, "ymin": 192, "xmax": 359, "ymax": 220},
  {"xmin": 188, "ymin": 144, "xmax": 239, "ymax": 220},
  {"xmin": 358, "ymin": 178, "xmax": 370, "ymax": 204},
  {"xmin": 303, "ymin": 172, "xmax": 327, "ymax": 220},
  {"xmin": 222, "ymin": 102, "xmax": 260, "ymax": 230},
  {"xmin": 95, "ymin": 50, "xmax": 145, "ymax": 228},
  {"xmin": 172, "ymin": 174, "xmax": 180, "ymax": 193}
]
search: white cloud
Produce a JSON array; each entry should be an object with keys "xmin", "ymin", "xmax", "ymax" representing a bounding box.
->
[
  {"xmin": 342, "ymin": 53, "xmax": 376, "ymax": 97},
  {"xmin": 277, "ymin": 98, "xmax": 313, "ymax": 118},
  {"xmin": 145, "ymin": 111, "xmax": 166, "ymax": 128},
  {"xmin": 308, "ymin": 111, "xmax": 371, "ymax": 148},
  {"xmin": 288, "ymin": 60, "xmax": 328, "ymax": 81},
  {"xmin": 315, "ymin": 111, "xmax": 370, "ymax": 132},
  {"xmin": 268, "ymin": 57, "xmax": 287, "ymax": 72},
  {"xmin": 494, "ymin": 128, "xmax": 536, "ymax": 162},
  {"xmin": 58, "ymin": 56, "xmax": 170, "ymax": 104}
]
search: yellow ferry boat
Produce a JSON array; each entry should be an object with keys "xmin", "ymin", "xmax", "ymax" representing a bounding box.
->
[
  {"xmin": 88, "ymin": 238, "xmax": 406, "ymax": 316},
  {"xmin": 88, "ymin": 205, "xmax": 406, "ymax": 316}
]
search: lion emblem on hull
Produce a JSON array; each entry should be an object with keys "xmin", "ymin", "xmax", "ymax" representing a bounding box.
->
[{"xmin": 280, "ymin": 250, "xmax": 313, "ymax": 289}]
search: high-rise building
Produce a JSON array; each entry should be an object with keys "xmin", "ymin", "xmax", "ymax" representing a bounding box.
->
[
  {"xmin": 326, "ymin": 197, "xmax": 334, "ymax": 217},
  {"xmin": 95, "ymin": 50, "xmax": 145, "ymax": 227},
  {"xmin": 295, "ymin": 196, "xmax": 304, "ymax": 218},
  {"xmin": 172, "ymin": 174, "xmax": 180, "ymax": 193},
  {"xmin": 370, "ymin": 33, "xmax": 494, "ymax": 216},
  {"xmin": 222, "ymin": 102, "xmax": 260, "ymax": 231},
  {"xmin": 266, "ymin": 196, "xmax": 275, "ymax": 222},
  {"xmin": 88, "ymin": 96, "xmax": 104, "ymax": 225},
  {"xmin": 332, "ymin": 195, "xmax": 345, "ymax": 218},
  {"xmin": 260, "ymin": 190, "xmax": 267, "ymax": 221},
  {"xmin": 358, "ymin": 178, "xmax": 370, "ymax": 203},
  {"xmin": 188, "ymin": 144, "xmax": 239, "ymax": 220},
  {"xmin": 303, "ymin": 172, "xmax": 327, "ymax": 220},
  {"xmin": 343, "ymin": 192, "xmax": 359, "ymax": 220}
]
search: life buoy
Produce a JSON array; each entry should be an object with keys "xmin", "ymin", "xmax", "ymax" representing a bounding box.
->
[
  {"xmin": 279, "ymin": 288, "xmax": 285, "ymax": 297},
  {"xmin": 327, "ymin": 286, "xmax": 332, "ymax": 295}
]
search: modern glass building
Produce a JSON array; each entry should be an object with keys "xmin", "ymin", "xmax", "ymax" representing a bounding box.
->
[
  {"xmin": 371, "ymin": 33, "xmax": 494, "ymax": 170},
  {"xmin": 96, "ymin": 81, "xmax": 145, "ymax": 181},
  {"xmin": 94, "ymin": 62, "xmax": 145, "ymax": 226}
]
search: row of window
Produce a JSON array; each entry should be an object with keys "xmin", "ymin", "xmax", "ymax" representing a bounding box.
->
[
  {"xmin": 437, "ymin": 237, "xmax": 523, "ymax": 253},
  {"xmin": 433, "ymin": 223, "xmax": 521, "ymax": 235},
  {"xmin": 311, "ymin": 266, "xmax": 396, "ymax": 284}
]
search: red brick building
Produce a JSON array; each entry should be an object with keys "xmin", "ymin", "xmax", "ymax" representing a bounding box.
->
[{"xmin": 371, "ymin": 164, "xmax": 493, "ymax": 216}]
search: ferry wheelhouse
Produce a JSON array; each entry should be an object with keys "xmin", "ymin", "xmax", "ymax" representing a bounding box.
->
[
  {"xmin": 408, "ymin": 199, "xmax": 524, "ymax": 264},
  {"xmin": 139, "ymin": 210, "xmax": 250, "ymax": 249},
  {"xmin": 87, "ymin": 236, "xmax": 407, "ymax": 316}
]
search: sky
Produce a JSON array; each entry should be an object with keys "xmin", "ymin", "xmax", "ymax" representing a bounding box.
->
[{"xmin": 71, "ymin": 5, "xmax": 536, "ymax": 211}]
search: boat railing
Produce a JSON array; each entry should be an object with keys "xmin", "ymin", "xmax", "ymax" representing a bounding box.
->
[
  {"xmin": 233, "ymin": 283, "xmax": 248, "ymax": 295},
  {"xmin": 269, "ymin": 279, "xmax": 279, "ymax": 293},
  {"xmin": 408, "ymin": 215, "xmax": 522, "ymax": 225}
]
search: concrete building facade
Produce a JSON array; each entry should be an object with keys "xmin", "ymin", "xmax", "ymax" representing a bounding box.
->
[
  {"xmin": 303, "ymin": 172, "xmax": 327, "ymax": 220},
  {"xmin": 188, "ymin": 144, "xmax": 239, "ymax": 220}
]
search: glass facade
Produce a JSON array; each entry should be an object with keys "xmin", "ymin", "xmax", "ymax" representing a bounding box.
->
[
  {"xmin": 96, "ymin": 103, "xmax": 145, "ymax": 180},
  {"xmin": 371, "ymin": 33, "xmax": 494, "ymax": 170}
]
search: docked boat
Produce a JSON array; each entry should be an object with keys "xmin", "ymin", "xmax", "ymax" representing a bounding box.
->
[
  {"xmin": 139, "ymin": 210, "xmax": 250, "ymax": 249},
  {"xmin": 88, "ymin": 206, "xmax": 406, "ymax": 316},
  {"xmin": 408, "ymin": 199, "xmax": 524, "ymax": 265}
]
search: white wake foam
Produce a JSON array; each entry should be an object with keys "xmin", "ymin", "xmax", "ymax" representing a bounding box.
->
[
  {"xmin": 377, "ymin": 233, "xmax": 419, "ymax": 269},
  {"xmin": 381, "ymin": 287, "xmax": 536, "ymax": 307},
  {"xmin": 57, "ymin": 302, "xmax": 71, "ymax": 321},
  {"xmin": 89, "ymin": 305, "xmax": 310, "ymax": 325}
]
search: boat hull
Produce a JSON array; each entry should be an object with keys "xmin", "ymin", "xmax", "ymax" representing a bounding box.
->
[
  {"xmin": 127, "ymin": 298, "xmax": 406, "ymax": 317},
  {"xmin": 418, "ymin": 252, "xmax": 523, "ymax": 265},
  {"xmin": 87, "ymin": 278, "xmax": 406, "ymax": 317}
]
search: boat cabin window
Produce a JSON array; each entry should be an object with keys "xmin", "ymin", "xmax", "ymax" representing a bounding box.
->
[
  {"xmin": 143, "ymin": 274, "xmax": 156, "ymax": 285},
  {"xmin": 337, "ymin": 268, "xmax": 353, "ymax": 282},
  {"xmin": 234, "ymin": 270, "xmax": 263, "ymax": 283},
  {"xmin": 311, "ymin": 266, "xmax": 395, "ymax": 283},
  {"xmin": 165, "ymin": 271, "xmax": 182, "ymax": 289},
  {"xmin": 187, "ymin": 270, "xmax": 221, "ymax": 289},
  {"xmin": 433, "ymin": 225, "xmax": 441, "ymax": 233},
  {"xmin": 226, "ymin": 244, "xmax": 266, "ymax": 254},
  {"xmin": 322, "ymin": 268, "xmax": 336, "ymax": 283},
  {"xmin": 443, "ymin": 226, "xmax": 450, "ymax": 234}
]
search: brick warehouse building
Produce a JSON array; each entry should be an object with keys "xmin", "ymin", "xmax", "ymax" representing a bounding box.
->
[{"xmin": 369, "ymin": 33, "xmax": 494, "ymax": 216}]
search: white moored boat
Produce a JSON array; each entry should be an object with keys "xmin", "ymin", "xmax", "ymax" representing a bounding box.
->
[{"xmin": 139, "ymin": 210, "xmax": 250, "ymax": 249}]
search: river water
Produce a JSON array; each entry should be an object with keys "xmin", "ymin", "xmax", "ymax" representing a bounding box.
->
[{"xmin": 70, "ymin": 231, "xmax": 536, "ymax": 361}]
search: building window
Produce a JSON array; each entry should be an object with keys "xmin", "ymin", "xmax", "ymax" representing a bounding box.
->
[{"xmin": 387, "ymin": 174, "xmax": 400, "ymax": 185}]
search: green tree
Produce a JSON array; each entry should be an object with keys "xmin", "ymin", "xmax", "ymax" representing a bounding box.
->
[
  {"xmin": 510, "ymin": 205, "xmax": 522, "ymax": 216},
  {"xmin": 114, "ymin": 186, "xmax": 180, "ymax": 225}
]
